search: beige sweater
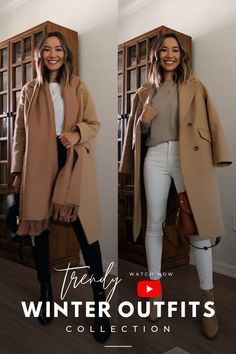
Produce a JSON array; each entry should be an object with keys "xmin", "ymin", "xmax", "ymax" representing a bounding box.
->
[{"xmin": 141, "ymin": 81, "xmax": 179, "ymax": 146}]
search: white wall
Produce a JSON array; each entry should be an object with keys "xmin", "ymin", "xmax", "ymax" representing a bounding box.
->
[
  {"xmin": 119, "ymin": 0, "xmax": 236, "ymax": 277},
  {"xmin": 0, "ymin": 0, "xmax": 118, "ymax": 274}
]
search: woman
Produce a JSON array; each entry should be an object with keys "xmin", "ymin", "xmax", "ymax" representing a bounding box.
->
[
  {"xmin": 11, "ymin": 31, "xmax": 110, "ymax": 343},
  {"xmin": 120, "ymin": 32, "xmax": 232, "ymax": 339}
]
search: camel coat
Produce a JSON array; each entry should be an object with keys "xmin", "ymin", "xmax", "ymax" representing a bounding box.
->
[
  {"xmin": 120, "ymin": 75, "xmax": 232, "ymax": 241},
  {"xmin": 11, "ymin": 77, "xmax": 101, "ymax": 244}
]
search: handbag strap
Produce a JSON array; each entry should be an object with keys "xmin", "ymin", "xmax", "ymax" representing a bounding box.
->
[{"xmin": 187, "ymin": 236, "xmax": 221, "ymax": 250}]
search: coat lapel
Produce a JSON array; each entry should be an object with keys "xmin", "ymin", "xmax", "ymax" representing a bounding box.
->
[
  {"xmin": 138, "ymin": 83, "xmax": 156, "ymax": 106},
  {"xmin": 25, "ymin": 79, "xmax": 39, "ymax": 117},
  {"xmin": 178, "ymin": 75, "xmax": 197, "ymax": 121},
  {"xmin": 131, "ymin": 84, "xmax": 156, "ymax": 149}
]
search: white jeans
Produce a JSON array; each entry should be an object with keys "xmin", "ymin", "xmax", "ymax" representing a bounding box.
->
[{"xmin": 144, "ymin": 141, "xmax": 213, "ymax": 290}]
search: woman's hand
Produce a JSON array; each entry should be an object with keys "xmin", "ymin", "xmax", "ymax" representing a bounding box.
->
[
  {"xmin": 140, "ymin": 103, "xmax": 157, "ymax": 124},
  {"xmin": 59, "ymin": 132, "xmax": 80, "ymax": 148},
  {"xmin": 12, "ymin": 174, "xmax": 22, "ymax": 193}
]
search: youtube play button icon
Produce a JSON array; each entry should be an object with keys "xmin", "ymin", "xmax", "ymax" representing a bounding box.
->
[{"xmin": 137, "ymin": 280, "xmax": 162, "ymax": 298}]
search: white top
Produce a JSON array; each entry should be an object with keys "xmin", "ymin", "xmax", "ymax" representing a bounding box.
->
[{"xmin": 49, "ymin": 83, "xmax": 64, "ymax": 136}]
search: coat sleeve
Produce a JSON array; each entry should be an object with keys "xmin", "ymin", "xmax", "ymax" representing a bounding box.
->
[
  {"xmin": 119, "ymin": 91, "xmax": 142, "ymax": 175},
  {"xmin": 11, "ymin": 86, "xmax": 26, "ymax": 174},
  {"xmin": 204, "ymin": 87, "xmax": 232, "ymax": 167},
  {"xmin": 75, "ymin": 81, "xmax": 100, "ymax": 144}
]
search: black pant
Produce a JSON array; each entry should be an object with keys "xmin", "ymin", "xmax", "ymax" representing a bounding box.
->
[{"xmin": 33, "ymin": 138, "xmax": 104, "ymax": 295}]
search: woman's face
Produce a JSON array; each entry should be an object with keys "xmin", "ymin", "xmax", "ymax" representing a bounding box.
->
[
  {"xmin": 159, "ymin": 37, "xmax": 181, "ymax": 75},
  {"xmin": 42, "ymin": 36, "xmax": 65, "ymax": 74}
]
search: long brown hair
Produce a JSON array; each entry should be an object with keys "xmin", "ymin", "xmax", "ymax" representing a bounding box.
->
[
  {"xmin": 148, "ymin": 32, "xmax": 191, "ymax": 86},
  {"xmin": 34, "ymin": 31, "xmax": 74, "ymax": 85}
]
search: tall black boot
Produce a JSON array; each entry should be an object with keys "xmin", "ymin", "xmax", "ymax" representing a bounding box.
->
[
  {"xmin": 72, "ymin": 219, "xmax": 111, "ymax": 343},
  {"xmin": 37, "ymin": 279, "xmax": 54, "ymax": 326},
  {"xmin": 33, "ymin": 229, "xmax": 54, "ymax": 326},
  {"xmin": 93, "ymin": 289, "xmax": 111, "ymax": 343}
]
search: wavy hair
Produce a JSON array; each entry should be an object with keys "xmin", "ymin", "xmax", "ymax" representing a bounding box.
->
[
  {"xmin": 148, "ymin": 32, "xmax": 191, "ymax": 86},
  {"xmin": 34, "ymin": 31, "xmax": 74, "ymax": 85}
]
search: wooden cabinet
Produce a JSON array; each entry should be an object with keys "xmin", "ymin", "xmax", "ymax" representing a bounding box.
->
[
  {"xmin": 118, "ymin": 26, "xmax": 191, "ymax": 269},
  {"xmin": 0, "ymin": 21, "xmax": 80, "ymax": 270}
]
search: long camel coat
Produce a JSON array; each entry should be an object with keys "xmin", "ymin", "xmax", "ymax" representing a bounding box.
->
[
  {"xmin": 120, "ymin": 75, "xmax": 232, "ymax": 241},
  {"xmin": 11, "ymin": 77, "xmax": 101, "ymax": 244}
]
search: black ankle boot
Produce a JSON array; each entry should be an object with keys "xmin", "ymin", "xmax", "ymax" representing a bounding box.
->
[
  {"xmin": 38, "ymin": 279, "xmax": 54, "ymax": 326},
  {"xmin": 93, "ymin": 291, "xmax": 111, "ymax": 343}
]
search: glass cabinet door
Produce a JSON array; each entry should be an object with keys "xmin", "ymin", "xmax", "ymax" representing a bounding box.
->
[
  {"xmin": 0, "ymin": 94, "xmax": 7, "ymax": 115},
  {"xmin": 0, "ymin": 46, "xmax": 9, "ymax": 115},
  {"xmin": 0, "ymin": 117, "xmax": 7, "ymax": 138},
  {"xmin": 0, "ymin": 45, "xmax": 9, "ymax": 190},
  {"xmin": 23, "ymin": 37, "xmax": 31, "ymax": 60},
  {"xmin": 127, "ymin": 45, "xmax": 136, "ymax": 67},
  {"xmin": 0, "ymin": 71, "xmax": 7, "ymax": 92},
  {"xmin": 118, "ymin": 47, "xmax": 124, "ymax": 165},
  {"xmin": 34, "ymin": 31, "xmax": 44, "ymax": 48},
  {"xmin": 0, "ymin": 164, "xmax": 8, "ymax": 185},
  {"xmin": 24, "ymin": 62, "xmax": 32, "ymax": 84},
  {"xmin": 13, "ymin": 41, "xmax": 21, "ymax": 64},
  {"xmin": 13, "ymin": 66, "xmax": 22, "ymax": 88},
  {"xmin": 138, "ymin": 41, "xmax": 147, "ymax": 62}
]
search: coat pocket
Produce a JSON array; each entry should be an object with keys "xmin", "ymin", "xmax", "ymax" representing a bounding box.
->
[{"xmin": 197, "ymin": 128, "xmax": 212, "ymax": 144}]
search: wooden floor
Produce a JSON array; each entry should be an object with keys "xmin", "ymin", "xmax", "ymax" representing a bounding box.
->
[
  {"xmin": 117, "ymin": 259, "xmax": 236, "ymax": 354},
  {"xmin": 0, "ymin": 256, "xmax": 235, "ymax": 354}
]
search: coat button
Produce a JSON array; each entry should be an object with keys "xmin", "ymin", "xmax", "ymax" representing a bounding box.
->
[
  {"xmin": 193, "ymin": 146, "xmax": 199, "ymax": 151},
  {"xmin": 187, "ymin": 122, "xmax": 192, "ymax": 127}
]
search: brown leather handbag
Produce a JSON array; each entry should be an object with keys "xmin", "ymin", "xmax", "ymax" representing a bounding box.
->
[
  {"xmin": 175, "ymin": 191, "xmax": 198, "ymax": 237},
  {"xmin": 175, "ymin": 191, "xmax": 221, "ymax": 249},
  {"xmin": 163, "ymin": 189, "xmax": 221, "ymax": 250}
]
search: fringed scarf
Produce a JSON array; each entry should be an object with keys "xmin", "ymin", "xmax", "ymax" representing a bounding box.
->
[{"xmin": 17, "ymin": 78, "xmax": 83, "ymax": 236}]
